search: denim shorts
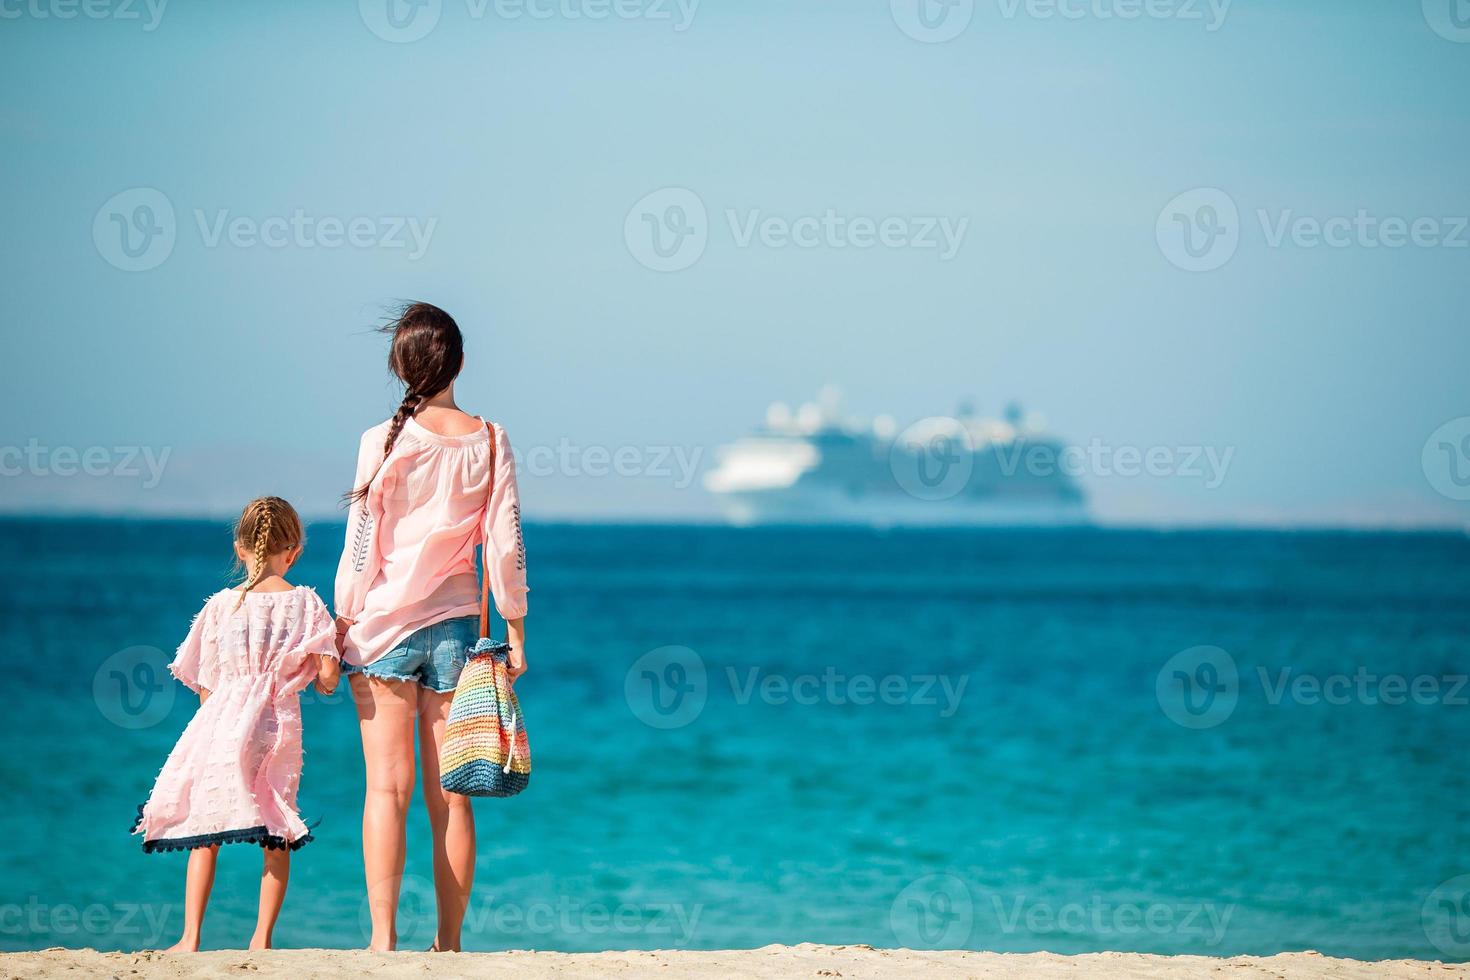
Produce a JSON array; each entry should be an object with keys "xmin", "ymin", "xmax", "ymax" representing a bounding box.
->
[{"xmin": 344, "ymin": 615, "xmax": 477, "ymax": 693}]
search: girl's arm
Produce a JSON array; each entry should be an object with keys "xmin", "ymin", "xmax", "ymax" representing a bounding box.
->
[
  {"xmin": 199, "ymin": 688, "xmax": 212, "ymax": 705},
  {"xmin": 171, "ymin": 597, "xmax": 220, "ymax": 696}
]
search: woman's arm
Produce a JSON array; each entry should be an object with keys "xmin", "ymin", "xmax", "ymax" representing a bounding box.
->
[
  {"xmin": 484, "ymin": 424, "xmax": 529, "ymax": 682},
  {"xmin": 335, "ymin": 426, "xmax": 386, "ymax": 623}
]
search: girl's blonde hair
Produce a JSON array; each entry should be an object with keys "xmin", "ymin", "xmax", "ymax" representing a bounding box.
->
[{"xmin": 234, "ymin": 496, "xmax": 305, "ymax": 605}]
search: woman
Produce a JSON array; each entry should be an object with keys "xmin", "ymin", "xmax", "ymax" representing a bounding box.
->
[{"xmin": 334, "ymin": 302, "xmax": 528, "ymax": 952}]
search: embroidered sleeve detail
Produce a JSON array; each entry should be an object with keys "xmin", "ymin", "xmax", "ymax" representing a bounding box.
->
[
  {"xmin": 349, "ymin": 510, "xmax": 374, "ymax": 573},
  {"xmin": 511, "ymin": 504, "xmax": 525, "ymax": 571}
]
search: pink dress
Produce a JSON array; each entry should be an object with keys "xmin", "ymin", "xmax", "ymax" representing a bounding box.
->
[
  {"xmin": 132, "ymin": 586, "xmax": 338, "ymax": 852},
  {"xmin": 335, "ymin": 416, "xmax": 528, "ymax": 666}
]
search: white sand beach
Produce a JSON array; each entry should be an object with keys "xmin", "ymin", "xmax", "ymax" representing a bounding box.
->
[{"xmin": 5, "ymin": 945, "xmax": 1466, "ymax": 979}]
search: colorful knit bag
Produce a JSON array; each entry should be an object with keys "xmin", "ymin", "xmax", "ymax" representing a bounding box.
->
[{"xmin": 439, "ymin": 430, "xmax": 532, "ymax": 797}]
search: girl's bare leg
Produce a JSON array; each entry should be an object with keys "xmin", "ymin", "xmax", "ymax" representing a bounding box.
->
[
  {"xmin": 351, "ymin": 673, "xmax": 419, "ymax": 951},
  {"xmin": 248, "ymin": 847, "xmax": 291, "ymax": 950},
  {"xmin": 418, "ymin": 688, "xmax": 476, "ymax": 952},
  {"xmin": 165, "ymin": 844, "xmax": 219, "ymax": 952}
]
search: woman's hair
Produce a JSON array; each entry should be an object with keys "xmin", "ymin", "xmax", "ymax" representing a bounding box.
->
[
  {"xmin": 346, "ymin": 301, "xmax": 465, "ymax": 505},
  {"xmin": 234, "ymin": 496, "xmax": 305, "ymax": 605}
]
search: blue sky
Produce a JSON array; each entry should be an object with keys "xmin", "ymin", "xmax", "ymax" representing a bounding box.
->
[{"xmin": 2, "ymin": 0, "xmax": 1468, "ymax": 525}]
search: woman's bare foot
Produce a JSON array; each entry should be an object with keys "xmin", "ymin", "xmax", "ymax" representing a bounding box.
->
[
  {"xmin": 161, "ymin": 936, "xmax": 200, "ymax": 953},
  {"xmin": 248, "ymin": 932, "xmax": 272, "ymax": 950}
]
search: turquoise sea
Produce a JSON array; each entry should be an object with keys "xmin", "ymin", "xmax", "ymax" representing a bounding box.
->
[{"xmin": 1, "ymin": 518, "xmax": 1468, "ymax": 959}]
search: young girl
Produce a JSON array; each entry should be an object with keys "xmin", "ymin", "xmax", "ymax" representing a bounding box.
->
[{"xmin": 132, "ymin": 496, "xmax": 340, "ymax": 952}]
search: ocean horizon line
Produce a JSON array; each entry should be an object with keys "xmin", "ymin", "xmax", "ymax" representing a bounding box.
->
[{"xmin": 0, "ymin": 508, "xmax": 1464, "ymax": 537}]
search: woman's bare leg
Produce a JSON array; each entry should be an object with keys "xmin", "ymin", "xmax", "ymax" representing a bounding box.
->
[
  {"xmin": 248, "ymin": 847, "xmax": 290, "ymax": 950},
  {"xmin": 164, "ymin": 844, "xmax": 219, "ymax": 952},
  {"xmin": 351, "ymin": 673, "xmax": 419, "ymax": 951},
  {"xmin": 418, "ymin": 688, "xmax": 476, "ymax": 952}
]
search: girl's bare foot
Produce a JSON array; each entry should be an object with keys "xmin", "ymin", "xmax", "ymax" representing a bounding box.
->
[
  {"xmin": 161, "ymin": 936, "xmax": 200, "ymax": 953},
  {"xmin": 248, "ymin": 933, "xmax": 272, "ymax": 950}
]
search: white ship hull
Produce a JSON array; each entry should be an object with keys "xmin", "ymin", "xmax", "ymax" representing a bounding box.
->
[{"xmin": 705, "ymin": 392, "xmax": 1089, "ymax": 528}]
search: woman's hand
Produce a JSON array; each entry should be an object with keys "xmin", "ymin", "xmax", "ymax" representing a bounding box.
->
[
  {"xmin": 334, "ymin": 616, "xmax": 354, "ymax": 657},
  {"xmin": 506, "ymin": 645, "xmax": 527, "ymax": 685},
  {"xmin": 505, "ymin": 617, "xmax": 527, "ymax": 685}
]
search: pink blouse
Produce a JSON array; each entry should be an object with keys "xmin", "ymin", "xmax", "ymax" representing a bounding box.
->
[{"xmin": 334, "ymin": 416, "xmax": 528, "ymax": 667}]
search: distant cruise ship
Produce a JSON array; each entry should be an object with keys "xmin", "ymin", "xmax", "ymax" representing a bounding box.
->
[{"xmin": 704, "ymin": 388, "xmax": 1088, "ymax": 527}]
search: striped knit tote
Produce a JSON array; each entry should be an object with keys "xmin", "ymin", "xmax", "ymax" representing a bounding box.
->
[
  {"xmin": 440, "ymin": 637, "xmax": 531, "ymax": 797},
  {"xmin": 439, "ymin": 426, "xmax": 531, "ymax": 798}
]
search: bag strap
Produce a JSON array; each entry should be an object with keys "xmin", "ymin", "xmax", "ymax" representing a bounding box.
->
[{"xmin": 478, "ymin": 417, "xmax": 496, "ymax": 642}]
